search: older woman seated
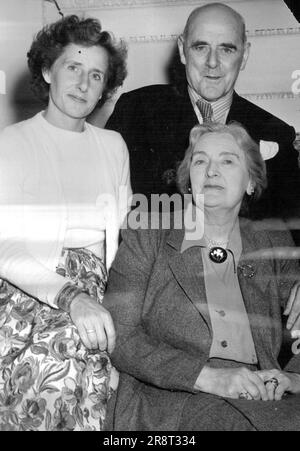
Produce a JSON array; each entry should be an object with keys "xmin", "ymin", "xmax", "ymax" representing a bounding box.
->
[{"xmin": 103, "ymin": 122, "xmax": 300, "ymax": 431}]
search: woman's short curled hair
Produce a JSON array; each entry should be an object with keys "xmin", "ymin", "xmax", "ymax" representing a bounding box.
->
[
  {"xmin": 27, "ymin": 14, "xmax": 127, "ymax": 105},
  {"xmin": 177, "ymin": 122, "xmax": 267, "ymax": 210}
]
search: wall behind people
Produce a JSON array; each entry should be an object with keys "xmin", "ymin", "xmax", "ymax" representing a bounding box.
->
[
  {"xmin": 0, "ymin": 0, "xmax": 44, "ymax": 130},
  {"xmin": 43, "ymin": 0, "xmax": 300, "ymax": 137}
]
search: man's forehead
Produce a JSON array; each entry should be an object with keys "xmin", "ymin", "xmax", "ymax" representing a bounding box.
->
[{"xmin": 186, "ymin": 7, "xmax": 244, "ymax": 43}]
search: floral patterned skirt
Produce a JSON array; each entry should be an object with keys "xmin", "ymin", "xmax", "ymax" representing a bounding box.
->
[{"xmin": 0, "ymin": 248, "xmax": 117, "ymax": 431}]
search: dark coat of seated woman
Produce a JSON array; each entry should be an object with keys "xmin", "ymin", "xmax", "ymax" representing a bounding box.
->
[{"xmin": 103, "ymin": 122, "xmax": 300, "ymax": 431}]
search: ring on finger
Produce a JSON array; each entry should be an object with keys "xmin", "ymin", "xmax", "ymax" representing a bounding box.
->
[
  {"xmin": 238, "ymin": 391, "xmax": 253, "ymax": 400},
  {"xmin": 265, "ymin": 377, "xmax": 279, "ymax": 389},
  {"xmin": 291, "ymin": 330, "xmax": 300, "ymax": 339}
]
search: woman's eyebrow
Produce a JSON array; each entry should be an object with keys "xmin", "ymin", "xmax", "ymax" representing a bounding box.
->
[
  {"xmin": 192, "ymin": 150, "xmax": 207, "ymax": 157},
  {"xmin": 192, "ymin": 151, "xmax": 239, "ymax": 157},
  {"xmin": 220, "ymin": 151, "xmax": 240, "ymax": 158}
]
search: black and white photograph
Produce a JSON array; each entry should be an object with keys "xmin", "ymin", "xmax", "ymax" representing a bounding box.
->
[{"xmin": 0, "ymin": 0, "xmax": 300, "ymax": 435}]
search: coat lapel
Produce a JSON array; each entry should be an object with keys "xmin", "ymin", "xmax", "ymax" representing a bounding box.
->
[
  {"xmin": 226, "ymin": 91, "xmax": 251, "ymax": 125},
  {"xmin": 173, "ymin": 88, "xmax": 198, "ymax": 154},
  {"xmin": 164, "ymin": 219, "xmax": 281, "ymax": 369},
  {"xmin": 165, "ymin": 228, "xmax": 212, "ymax": 331},
  {"xmin": 226, "ymin": 92, "xmax": 261, "ymax": 145}
]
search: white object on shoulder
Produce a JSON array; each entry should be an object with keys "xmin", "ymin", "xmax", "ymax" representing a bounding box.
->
[{"xmin": 259, "ymin": 140, "xmax": 279, "ymax": 160}]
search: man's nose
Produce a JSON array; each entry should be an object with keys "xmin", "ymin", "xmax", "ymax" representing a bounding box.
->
[{"xmin": 206, "ymin": 48, "xmax": 219, "ymax": 69}]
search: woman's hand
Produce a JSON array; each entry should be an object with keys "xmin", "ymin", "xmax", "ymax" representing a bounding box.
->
[
  {"xmin": 69, "ymin": 293, "xmax": 116, "ymax": 353},
  {"xmin": 255, "ymin": 369, "xmax": 300, "ymax": 401},
  {"xmin": 195, "ymin": 366, "xmax": 269, "ymax": 401}
]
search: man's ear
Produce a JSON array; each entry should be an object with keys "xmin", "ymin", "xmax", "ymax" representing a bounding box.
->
[
  {"xmin": 178, "ymin": 35, "xmax": 186, "ymax": 66},
  {"xmin": 42, "ymin": 67, "xmax": 51, "ymax": 84},
  {"xmin": 240, "ymin": 41, "xmax": 251, "ymax": 71}
]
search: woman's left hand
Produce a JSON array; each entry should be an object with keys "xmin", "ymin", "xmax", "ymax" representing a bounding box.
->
[
  {"xmin": 255, "ymin": 369, "xmax": 300, "ymax": 401},
  {"xmin": 69, "ymin": 292, "xmax": 116, "ymax": 353}
]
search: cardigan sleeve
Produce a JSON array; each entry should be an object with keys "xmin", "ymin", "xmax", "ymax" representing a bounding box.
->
[
  {"xmin": 0, "ymin": 128, "xmax": 67, "ymax": 307},
  {"xmin": 94, "ymin": 129, "xmax": 132, "ymax": 270},
  {"xmin": 103, "ymin": 225, "xmax": 208, "ymax": 393}
]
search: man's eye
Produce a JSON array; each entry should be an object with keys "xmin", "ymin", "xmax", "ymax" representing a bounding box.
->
[
  {"xmin": 193, "ymin": 45, "xmax": 208, "ymax": 53},
  {"xmin": 222, "ymin": 159, "xmax": 234, "ymax": 165},
  {"xmin": 219, "ymin": 47, "xmax": 235, "ymax": 55},
  {"xmin": 68, "ymin": 65, "xmax": 78, "ymax": 71}
]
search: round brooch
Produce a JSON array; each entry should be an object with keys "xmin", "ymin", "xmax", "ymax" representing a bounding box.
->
[{"xmin": 209, "ymin": 246, "xmax": 228, "ymax": 264}]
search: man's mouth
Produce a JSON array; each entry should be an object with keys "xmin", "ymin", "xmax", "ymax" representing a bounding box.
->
[{"xmin": 205, "ymin": 75, "xmax": 222, "ymax": 81}]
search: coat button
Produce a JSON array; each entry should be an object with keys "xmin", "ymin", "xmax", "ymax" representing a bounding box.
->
[{"xmin": 221, "ymin": 340, "xmax": 228, "ymax": 348}]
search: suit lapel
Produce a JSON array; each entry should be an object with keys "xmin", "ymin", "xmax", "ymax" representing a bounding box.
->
[
  {"xmin": 166, "ymin": 228, "xmax": 212, "ymax": 331},
  {"xmin": 227, "ymin": 92, "xmax": 261, "ymax": 145},
  {"xmin": 173, "ymin": 88, "xmax": 198, "ymax": 154},
  {"xmin": 227, "ymin": 91, "xmax": 249, "ymax": 124}
]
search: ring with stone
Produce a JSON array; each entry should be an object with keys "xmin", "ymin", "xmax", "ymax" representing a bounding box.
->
[
  {"xmin": 238, "ymin": 391, "xmax": 253, "ymax": 400},
  {"xmin": 265, "ymin": 377, "xmax": 279, "ymax": 389}
]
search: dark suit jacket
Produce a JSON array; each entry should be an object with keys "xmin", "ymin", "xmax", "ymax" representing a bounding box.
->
[
  {"xmin": 106, "ymin": 85, "xmax": 300, "ymax": 220},
  {"xmin": 103, "ymin": 216, "xmax": 300, "ymax": 431}
]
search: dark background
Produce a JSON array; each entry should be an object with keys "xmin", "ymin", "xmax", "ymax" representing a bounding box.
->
[{"xmin": 284, "ymin": 0, "xmax": 300, "ymax": 21}]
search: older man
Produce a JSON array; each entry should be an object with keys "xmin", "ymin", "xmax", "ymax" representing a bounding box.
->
[{"xmin": 106, "ymin": 2, "xmax": 300, "ymax": 222}]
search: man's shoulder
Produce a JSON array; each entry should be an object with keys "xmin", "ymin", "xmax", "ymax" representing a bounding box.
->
[
  {"xmin": 109, "ymin": 84, "xmax": 187, "ymax": 130},
  {"xmin": 231, "ymin": 93, "xmax": 295, "ymax": 145},
  {"xmin": 119, "ymin": 84, "xmax": 179, "ymax": 102},
  {"xmin": 233, "ymin": 93, "xmax": 294, "ymax": 132}
]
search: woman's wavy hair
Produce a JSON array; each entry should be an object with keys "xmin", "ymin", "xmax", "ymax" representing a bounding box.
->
[
  {"xmin": 177, "ymin": 122, "xmax": 267, "ymax": 214},
  {"xmin": 27, "ymin": 14, "xmax": 127, "ymax": 105}
]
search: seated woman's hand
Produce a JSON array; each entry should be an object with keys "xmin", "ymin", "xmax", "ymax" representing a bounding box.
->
[
  {"xmin": 195, "ymin": 366, "xmax": 269, "ymax": 401},
  {"xmin": 70, "ymin": 293, "xmax": 116, "ymax": 353},
  {"xmin": 255, "ymin": 369, "xmax": 300, "ymax": 401}
]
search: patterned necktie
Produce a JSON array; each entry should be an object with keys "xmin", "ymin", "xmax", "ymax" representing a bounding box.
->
[{"xmin": 196, "ymin": 99, "xmax": 214, "ymax": 123}]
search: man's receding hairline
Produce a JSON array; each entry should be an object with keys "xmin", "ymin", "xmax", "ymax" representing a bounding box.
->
[{"xmin": 182, "ymin": 2, "xmax": 247, "ymax": 44}]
